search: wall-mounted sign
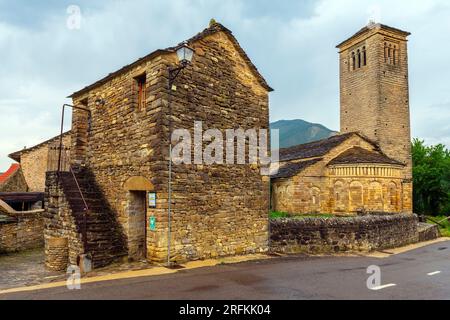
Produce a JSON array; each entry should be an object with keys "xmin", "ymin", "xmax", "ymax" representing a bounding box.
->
[
  {"xmin": 149, "ymin": 217, "xmax": 156, "ymax": 231},
  {"xmin": 148, "ymin": 192, "xmax": 156, "ymax": 208}
]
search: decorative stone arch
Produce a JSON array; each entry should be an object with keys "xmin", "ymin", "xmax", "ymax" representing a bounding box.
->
[
  {"xmin": 123, "ymin": 176, "xmax": 154, "ymax": 191},
  {"xmin": 368, "ymin": 181, "xmax": 383, "ymax": 211},
  {"xmin": 123, "ymin": 176, "xmax": 154, "ymax": 261},
  {"xmin": 333, "ymin": 180, "xmax": 347, "ymax": 213},
  {"xmin": 272, "ymin": 182, "xmax": 290, "ymax": 212},
  {"xmin": 349, "ymin": 181, "xmax": 364, "ymax": 212},
  {"xmin": 388, "ymin": 181, "xmax": 399, "ymax": 212},
  {"xmin": 310, "ymin": 186, "xmax": 321, "ymax": 213}
]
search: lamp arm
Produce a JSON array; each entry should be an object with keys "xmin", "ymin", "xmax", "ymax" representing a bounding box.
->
[{"xmin": 168, "ymin": 66, "xmax": 185, "ymax": 86}]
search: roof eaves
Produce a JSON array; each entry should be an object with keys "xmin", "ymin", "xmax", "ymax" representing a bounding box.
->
[
  {"xmin": 336, "ymin": 23, "xmax": 411, "ymax": 49},
  {"xmin": 271, "ymin": 158, "xmax": 322, "ymax": 179},
  {"xmin": 69, "ymin": 22, "xmax": 273, "ymax": 98},
  {"xmin": 8, "ymin": 131, "xmax": 71, "ymax": 162}
]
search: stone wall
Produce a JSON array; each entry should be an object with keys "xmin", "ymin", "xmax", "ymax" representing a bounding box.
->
[
  {"xmin": 44, "ymin": 172, "xmax": 83, "ymax": 267},
  {"xmin": 69, "ymin": 25, "xmax": 270, "ymax": 263},
  {"xmin": 271, "ymin": 135, "xmax": 409, "ymax": 215},
  {"xmin": 0, "ymin": 167, "xmax": 28, "ymax": 192},
  {"xmin": 418, "ymin": 223, "xmax": 440, "ymax": 242},
  {"xmin": 270, "ymin": 214, "xmax": 419, "ymax": 254},
  {"xmin": 0, "ymin": 211, "xmax": 44, "ymax": 253},
  {"xmin": 20, "ymin": 134, "xmax": 71, "ymax": 192}
]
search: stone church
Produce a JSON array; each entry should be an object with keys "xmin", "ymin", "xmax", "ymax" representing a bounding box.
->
[
  {"xmin": 272, "ymin": 23, "xmax": 413, "ymax": 215},
  {"xmin": 44, "ymin": 22, "xmax": 272, "ymax": 270}
]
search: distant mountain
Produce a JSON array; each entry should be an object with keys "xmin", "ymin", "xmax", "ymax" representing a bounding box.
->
[{"xmin": 270, "ymin": 119, "xmax": 338, "ymax": 149}]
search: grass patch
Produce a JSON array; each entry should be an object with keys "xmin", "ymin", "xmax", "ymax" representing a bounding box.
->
[
  {"xmin": 426, "ymin": 216, "xmax": 450, "ymax": 237},
  {"xmin": 270, "ymin": 211, "xmax": 336, "ymax": 219},
  {"xmin": 270, "ymin": 211, "xmax": 291, "ymax": 219}
]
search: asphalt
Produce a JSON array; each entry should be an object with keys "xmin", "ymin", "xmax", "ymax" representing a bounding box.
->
[{"xmin": 2, "ymin": 241, "xmax": 450, "ymax": 300}]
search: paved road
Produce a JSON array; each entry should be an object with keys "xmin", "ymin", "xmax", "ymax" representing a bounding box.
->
[{"xmin": 2, "ymin": 241, "xmax": 450, "ymax": 300}]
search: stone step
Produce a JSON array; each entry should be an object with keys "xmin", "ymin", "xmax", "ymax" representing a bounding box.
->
[{"xmin": 56, "ymin": 167, "xmax": 126, "ymax": 270}]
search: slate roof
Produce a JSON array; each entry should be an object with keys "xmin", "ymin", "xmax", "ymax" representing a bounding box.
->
[
  {"xmin": 69, "ymin": 22, "xmax": 273, "ymax": 98},
  {"xmin": 278, "ymin": 132, "xmax": 359, "ymax": 162},
  {"xmin": 8, "ymin": 131, "xmax": 71, "ymax": 162},
  {"xmin": 336, "ymin": 23, "xmax": 411, "ymax": 48},
  {"xmin": 271, "ymin": 158, "xmax": 322, "ymax": 179},
  {"xmin": 0, "ymin": 164, "xmax": 20, "ymax": 185},
  {"xmin": 328, "ymin": 147, "xmax": 404, "ymax": 166}
]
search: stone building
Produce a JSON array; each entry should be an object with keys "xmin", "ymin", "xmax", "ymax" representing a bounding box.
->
[
  {"xmin": 45, "ymin": 22, "xmax": 272, "ymax": 270},
  {"xmin": 271, "ymin": 23, "xmax": 413, "ymax": 215},
  {"xmin": 9, "ymin": 132, "xmax": 71, "ymax": 192},
  {"xmin": 0, "ymin": 164, "xmax": 27, "ymax": 193}
]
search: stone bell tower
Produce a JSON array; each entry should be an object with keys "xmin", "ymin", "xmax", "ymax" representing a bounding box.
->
[{"xmin": 337, "ymin": 23, "xmax": 412, "ymax": 176}]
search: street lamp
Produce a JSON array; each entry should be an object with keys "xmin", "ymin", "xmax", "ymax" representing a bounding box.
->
[
  {"xmin": 167, "ymin": 42, "xmax": 195, "ymax": 267},
  {"xmin": 176, "ymin": 42, "xmax": 194, "ymax": 67}
]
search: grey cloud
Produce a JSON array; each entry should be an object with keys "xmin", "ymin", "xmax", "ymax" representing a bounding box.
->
[{"xmin": 0, "ymin": 0, "xmax": 449, "ymax": 170}]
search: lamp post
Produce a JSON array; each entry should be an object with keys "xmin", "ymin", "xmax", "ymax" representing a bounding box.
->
[{"xmin": 167, "ymin": 42, "xmax": 194, "ymax": 267}]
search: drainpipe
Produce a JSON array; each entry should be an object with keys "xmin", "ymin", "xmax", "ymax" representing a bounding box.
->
[
  {"xmin": 167, "ymin": 75, "xmax": 173, "ymax": 268},
  {"xmin": 166, "ymin": 63, "xmax": 188, "ymax": 267}
]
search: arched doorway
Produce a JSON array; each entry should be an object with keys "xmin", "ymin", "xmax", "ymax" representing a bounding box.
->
[{"xmin": 124, "ymin": 176, "xmax": 154, "ymax": 261}]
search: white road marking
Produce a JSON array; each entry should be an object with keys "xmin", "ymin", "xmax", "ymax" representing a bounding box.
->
[
  {"xmin": 427, "ymin": 271, "xmax": 441, "ymax": 276},
  {"xmin": 370, "ymin": 284, "xmax": 397, "ymax": 291}
]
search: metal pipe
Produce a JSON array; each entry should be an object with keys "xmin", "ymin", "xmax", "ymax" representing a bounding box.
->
[
  {"xmin": 167, "ymin": 72, "xmax": 173, "ymax": 267},
  {"xmin": 57, "ymin": 105, "xmax": 66, "ymax": 173},
  {"xmin": 166, "ymin": 64, "xmax": 186, "ymax": 267},
  {"xmin": 57, "ymin": 103, "xmax": 91, "ymax": 173}
]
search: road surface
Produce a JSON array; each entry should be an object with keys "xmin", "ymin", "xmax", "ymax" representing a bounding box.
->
[{"xmin": 2, "ymin": 241, "xmax": 450, "ymax": 300}]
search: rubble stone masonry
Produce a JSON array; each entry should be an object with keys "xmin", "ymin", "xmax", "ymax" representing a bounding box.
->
[
  {"xmin": 0, "ymin": 211, "xmax": 44, "ymax": 253},
  {"xmin": 0, "ymin": 167, "xmax": 28, "ymax": 192},
  {"xmin": 69, "ymin": 25, "xmax": 270, "ymax": 263},
  {"xmin": 18, "ymin": 134, "xmax": 71, "ymax": 192},
  {"xmin": 270, "ymin": 213, "xmax": 419, "ymax": 254}
]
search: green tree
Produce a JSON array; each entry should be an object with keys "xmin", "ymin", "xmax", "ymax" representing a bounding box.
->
[{"xmin": 412, "ymin": 139, "xmax": 450, "ymax": 216}]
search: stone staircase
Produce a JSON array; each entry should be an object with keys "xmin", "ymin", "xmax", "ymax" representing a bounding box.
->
[{"xmin": 58, "ymin": 167, "xmax": 126, "ymax": 268}]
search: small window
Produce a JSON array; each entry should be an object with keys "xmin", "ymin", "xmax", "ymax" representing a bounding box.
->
[
  {"xmin": 362, "ymin": 47, "xmax": 367, "ymax": 66},
  {"xmin": 357, "ymin": 49, "xmax": 361, "ymax": 68},
  {"xmin": 388, "ymin": 45, "xmax": 392, "ymax": 64},
  {"xmin": 393, "ymin": 46, "xmax": 397, "ymax": 65},
  {"xmin": 351, "ymin": 52, "xmax": 356, "ymax": 70},
  {"xmin": 135, "ymin": 73, "xmax": 146, "ymax": 111},
  {"xmin": 384, "ymin": 42, "xmax": 388, "ymax": 62}
]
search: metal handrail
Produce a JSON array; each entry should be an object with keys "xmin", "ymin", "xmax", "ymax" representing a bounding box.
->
[
  {"xmin": 57, "ymin": 103, "xmax": 90, "ymax": 173},
  {"xmin": 69, "ymin": 166, "xmax": 89, "ymax": 253}
]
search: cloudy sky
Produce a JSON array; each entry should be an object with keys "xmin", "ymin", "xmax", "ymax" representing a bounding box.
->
[{"xmin": 0, "ymin": 0, "xmax": 449, "ymax": 171}]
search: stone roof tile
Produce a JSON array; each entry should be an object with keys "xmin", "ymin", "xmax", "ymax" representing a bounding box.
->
[
  {"xmin": 271, "ymin": 158, "xmax": 322, "ymax": 179},
  {"xmin": 69, "ymin": 22, "xmax": 273, "ymax": 98},
  {"xmin": 336, "ymin": 23, "xmax": 411, "ymax": 48},
  {"xmin": 279, "ymin": 133, "xmax": 356, "ymax": 161},
  {"xmin": 328, "ymin": 147, "xmax": 404, "ymax": 166}
]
